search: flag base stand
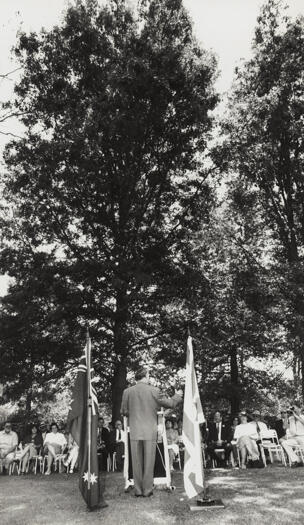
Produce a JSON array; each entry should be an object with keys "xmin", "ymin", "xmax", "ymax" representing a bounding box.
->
[
  {"xmin": 188, "ymin": 487, "xmax": 225, "ymax": 511},
  {"xmin": 189, "ymin": 497, "xmax": 225, "ymax": 511}
]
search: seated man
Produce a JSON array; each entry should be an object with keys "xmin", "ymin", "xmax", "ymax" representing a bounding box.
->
[
  {"xmin": 0, "ymin": 422, "xmax": 18, "ymax": 473},
  {"xmin": 97, "ymin": 416, "xmax": 110, "ymax": 471},
  {"xmin": 281, "ymin": 405, "xmax": 304, "ymax": 467},
  {"xmin": 248, "ymin": 410, "xmax": 268, "ymax": 439},
  {"xmin": 44, "ymin": 422, "xmax": 67, "ymax": 475},
  {"xmin": 274, "ymin": 409, "xmax": 289, "ymax": 442},
  {"xmin": 109, "ymin": 420, "xmax": 125, "ymax": 472},
  {"xmin": 207, "ymin": 411, "xmax": 231, "ymax": 467}
]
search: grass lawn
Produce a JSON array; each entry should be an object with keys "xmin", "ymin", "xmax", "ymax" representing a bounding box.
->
[{"xmin": 1, "ymin": 465, "xmax": 304, "ymax": 525}]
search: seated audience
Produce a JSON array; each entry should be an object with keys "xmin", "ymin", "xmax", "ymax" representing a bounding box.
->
[
  {"xmin": 234, "ymin": 412, "xmax": 260, "ymax": 469},
  {"xmin": 207, "ymin": 411, "xmax": 231, "ymax": 467},
  {"xmin": 0, "ymin": 421, "xmax": 18, "ymax": 473},
  {"xmin": 20, "ymin": 424, "xmax": 43, "ymax": 473},
  {"xmin": 97, "ymin": 416, "xmax": 110, "ymax": 471},
  {"xmin": 281, "ymin": 404, "xmax": 304, "ymax": 467},
  {"xmin": 44, "ymin": 422, "xmax": 67, "ymax": 475},
  {"xmin": 109, "ymin": 420, "xmax": 125, "ymax": 472},
  {"xmin": 166, "ymin": 419, "xmax": 179, "ymax": 471},
  {"xmin": 63, "ymin": 434, "xmax": 79, "ymax": 473}
]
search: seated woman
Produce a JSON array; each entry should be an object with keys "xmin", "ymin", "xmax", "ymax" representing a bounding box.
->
[
  {"xmin": 165, "ymin": 419, "xmax": 179, "ymax": 471},
  {"xmin": 233, "ymin": 412, "xmax": 260, "ymax": 469},
  {"xmin": 63, "ymin": 434, "xmax": 79, "ymax": 473},
  {"xmin": 20, "ymin": 424, "xmax": 43, "ymax": 473},
  {"xmin": 44, "ymin": 422, "xmax": 67, "ymax": 475}
]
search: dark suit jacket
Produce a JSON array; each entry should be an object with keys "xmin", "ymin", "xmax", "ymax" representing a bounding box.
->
[
  {"xmin": 121, "ymin": 381, "xmax": 182, "ymax": 441},
  {"xmin": 97, "ymin": 427, "xmax": 110, "ymax": 451},
  {"xmin": 207, "ymin": 422, "xmax": 229, "ymax": 443},
  {"xmin": 274, "ymin": 419, "xmax": 287, "ymax": 440}
]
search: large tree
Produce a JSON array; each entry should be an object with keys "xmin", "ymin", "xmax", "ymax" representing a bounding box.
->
[
  {"xmin": 0, "ymin": 0, "xmax": 218, "ymax": 418},
  {"xmin": 156, "ymin": 188, "xmax": 289, "ymax": 415},
  {"xmin": 218, "ymin": 0, "xmax": 304, "ymax": 397}
]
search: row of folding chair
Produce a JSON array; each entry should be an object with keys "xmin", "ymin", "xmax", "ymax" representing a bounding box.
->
[
  {"xmin": 8, "ymin": 452, "xmax": 66, "ymax": 475},
  {"xmin": 209, "ymin": 430, "xmax": 304, "ymax": 468},
  {"xmin": 237, "ymin": 430, "xmax": 304, "ymax": 468}
]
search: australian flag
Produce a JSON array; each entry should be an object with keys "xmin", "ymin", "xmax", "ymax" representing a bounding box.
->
[{"xmin": 67, "ymin": 336, "xmax": 106, "ymax": 509}]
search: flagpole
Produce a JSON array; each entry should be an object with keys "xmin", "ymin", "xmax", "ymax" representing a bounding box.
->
[
  {"xmin": 185, "ymin": 330, "xmax": 224, "ymax": 510},
  {"xmin": 86, "ymin": 328, "xmax": 92, "ymax": 492}
]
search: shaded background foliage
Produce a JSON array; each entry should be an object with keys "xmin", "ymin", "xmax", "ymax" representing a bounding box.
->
[{"xmin": 0, "ymin": 0, "xmax": 303, "ymax": 422}]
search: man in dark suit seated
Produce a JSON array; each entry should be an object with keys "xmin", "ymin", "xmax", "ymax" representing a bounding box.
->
[
  {"xmin": 207, "ymin": 411, "xmax": 232, "ymax": 467},
  {"xmin": 97, "ymin": 416, "xmax": 110, "ymax": 471},
  {"xmin": 109, "ymin": 419, "xmax": 125, "ymax": 472},
  {"xmin": 274, "ymin": 410, "xmax": 289, "ymax": 441},
  {"xmin": 121, "ymin": 365, "xmax": 182, "ymax": 497}
]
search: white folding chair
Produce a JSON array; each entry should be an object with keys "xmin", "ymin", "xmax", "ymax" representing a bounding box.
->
[
  {"xmin": 30, "ymin": 453, "xmax": 44, "ymax": 474},
  {"xmin": 167, "ymin": 445, "xmax": 182, "ymax": 470},
  {"xmin": 259, "ymin": 430, "xmax": 287, "ymax": 467},
  {"xmin": 230, "ymin": 448, "xmax": 240, "ymax": 468},
  {"xmin": 211, "ymin": 448, "xmax": 226, "ymax": 468},
  {"xmin": 112, "ymin": 452, "xmax": 117, "ymax": 472},
  {"xmin": 9, "ymin": 450, "xmax": 22, "ymax": 475},
  {"xmin": 54, "ymin": 454, "xmax": 66, "ymax": 473},
  {"xmin": 291, "ymin": 444, "xmax": 304, "ymax": 465}
]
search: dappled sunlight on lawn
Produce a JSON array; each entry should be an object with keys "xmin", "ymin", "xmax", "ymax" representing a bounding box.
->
[{"xmin": 1, "ymin": 466, "xmax": 304, "ymax": 524}]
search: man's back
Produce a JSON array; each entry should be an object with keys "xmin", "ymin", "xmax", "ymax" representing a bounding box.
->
[{"xmin": 121, "ymin": 382, "xmax": 161, "ymax": 440}]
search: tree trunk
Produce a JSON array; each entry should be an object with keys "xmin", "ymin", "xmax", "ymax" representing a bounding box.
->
[
  {"xmin": 230, "ymin": 346, "xmax": 239, "ymax": 416},
  {"xmin": 111, "ymin": 288, "xmax": 129, "ymax": 422},
  {"xmin": 26, "ymin": 388, "xmax": 32, "ymax": 418},
  {"xmin": 112, "ymin": 360, "xmax": 127, "ymax": 422},
  {"xmin": 300, "ymin": 347, "xmax": 304, "ymax": 404}
]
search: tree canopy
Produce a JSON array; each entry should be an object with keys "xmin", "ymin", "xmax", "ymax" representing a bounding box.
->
[{"xmin": 0, "ymin": 0, "xmax": 218, "ymax": 419}]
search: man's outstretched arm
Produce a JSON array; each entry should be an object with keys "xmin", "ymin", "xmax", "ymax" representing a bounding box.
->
[{"xmin": 156, "ymin": 389, "xmax": 183, "ymax": 409}]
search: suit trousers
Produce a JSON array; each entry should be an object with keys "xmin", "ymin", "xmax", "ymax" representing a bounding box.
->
[{"xmin": 130, "ymin": 439, "xmax": 156, "ymax": 496}]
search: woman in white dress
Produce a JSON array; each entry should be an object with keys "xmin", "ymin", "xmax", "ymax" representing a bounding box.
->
[{"xmin": 233, "ymin": 412, "xmax": 260, "ymax": 469}]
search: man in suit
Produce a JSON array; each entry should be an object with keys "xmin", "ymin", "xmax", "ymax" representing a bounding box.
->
[
  {"xmin": 207, "ymin": 411, "xmax": 231, "ymax": 467},
  {"xmin": 109, "ymin": 419, "xmax": 125, "ymax": 472},
  {"xmin": 121, "ymin": 366, "xmax": 182, "ymax": 497},
  {"xmin": 97, "ymin": 416, "xmax": 110, "ymax": 471},
  {"xmin": 274, "ymin": 410, "xmax": 289, "ymax": 441}
]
